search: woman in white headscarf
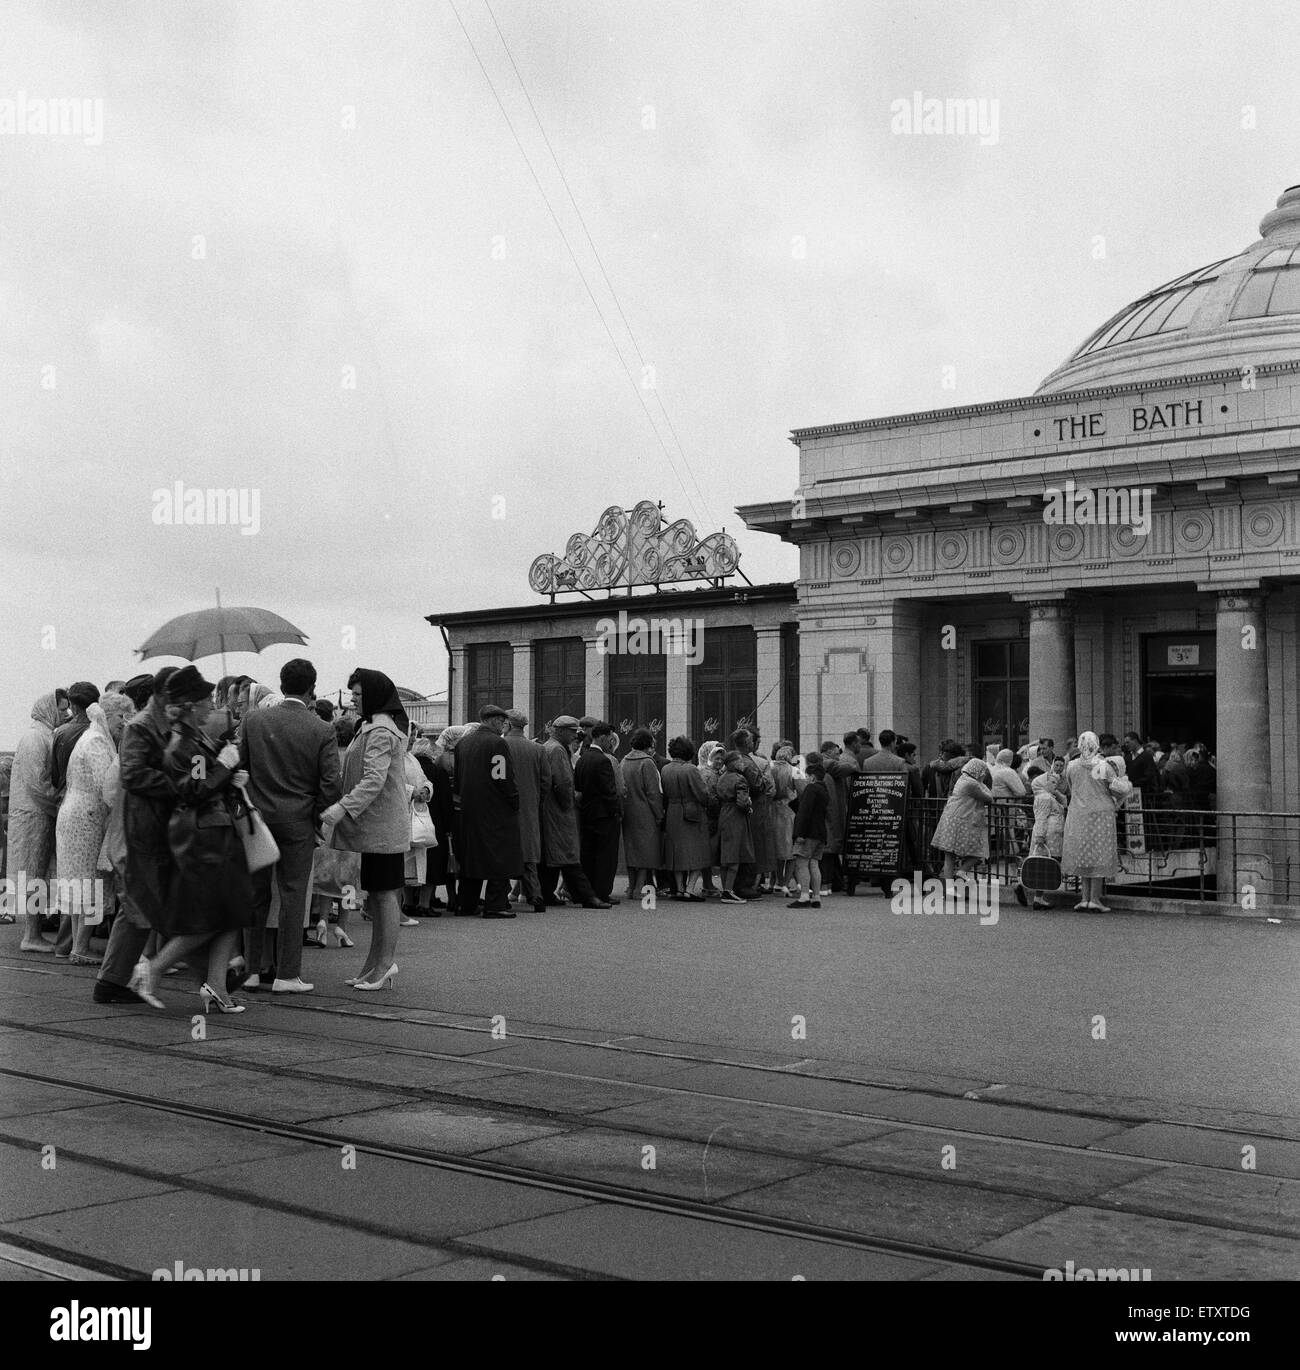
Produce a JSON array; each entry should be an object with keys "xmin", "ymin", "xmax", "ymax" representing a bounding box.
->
[
  {"xmin": 1017, "ymin": 769, "xmax": 1067, "ymax": 910},
  {"xmin": 9, "ymin": 692, "xmax": 66, "ymax": 950},
  {"xmin": 1061, "ymin": 731, "xmax": 1132, "ymax": 912},
  {"xmin": 930, "ymin": 758, "xmax": 994, "ymax": 881},
  {"xmin": 54, "ymin": 694, "xmax": 134, "ymax": 963}
]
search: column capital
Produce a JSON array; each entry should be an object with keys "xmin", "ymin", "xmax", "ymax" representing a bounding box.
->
[
  {"xmin": 1023, "ymin": 599, "xmax": 1075, "ymax": 622},
  {"xmin": 1210, "ymin": 588, "xmax": 1266, "ymax": 612}
]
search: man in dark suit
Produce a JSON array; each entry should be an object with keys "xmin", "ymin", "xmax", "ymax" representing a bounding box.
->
[
  {"xmin": 455, "ymin": 705, "xmax": 521, "ymax": 917},
  {"xmin": 239, "ymin": 659, "xmax": 340, "ymax": 992},
  {"xmin": 575, "ymin": 722, "xmax": 623, "ymax": 904}
]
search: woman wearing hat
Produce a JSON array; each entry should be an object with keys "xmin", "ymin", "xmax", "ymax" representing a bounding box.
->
[
  {"xmin": 317, "ymin": 669, "xmax": 412, "ymax": 990},
  {"xmin": 130, "ymin": 666, "xmax": 254, "ymax": 1013}
]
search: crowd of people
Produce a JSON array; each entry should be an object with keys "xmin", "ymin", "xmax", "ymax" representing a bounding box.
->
[{"xmin": 2, "ymin": 671, "xmax": 1223, "ymax": 1013}]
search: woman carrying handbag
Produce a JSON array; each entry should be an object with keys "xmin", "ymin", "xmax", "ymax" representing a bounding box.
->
[{"xmin": 129, "ymin": 667, "xmax": 253, "ymax": 1013}]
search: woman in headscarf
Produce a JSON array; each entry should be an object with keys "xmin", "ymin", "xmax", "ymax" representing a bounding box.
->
[
  {"xmin": 428, "ymin": 724, "xmax": 468, "ymax": 912},
  {"xmin": 661, "ymin": 735, "xmax": 711, "ymax": 900},
  {"xmin": 401, "ymin": 723, "xmax": 435, "ymax": 923},
  {"xmin": 930, "ymin": 758, "xmax": 993, "ymax": 881},
  {"xmin": 55, "ymin": 694, "xmax": 134, "ymax": 964},
  {"xmin": 1018, "ymin": 769, "xmax": 1067, "ymax": 909},
  {"xmin": 131, "ymin": 667, "xmax": 253, "ymax": 1012},
  {"xmin": 769, "ymin": 741, "xmax": 801, "ymax": 894},
  {"xmin": 620, "ymin": 729, "xmax": 664, "ymax": 899},
  {"xmin": 1061, "ymin": 731, "xmax": 1132, "ymax": 911},
  {"xmin": 714, "ymin": 750, "xmax": 754, "ymax": 903},
  {"xmin": 248, "ymin": 682, "xmax": 284, "ymax": 712},
  {"xmin": 10, "ymin": 692, "xmax": 66, "ymax": 951},
  {"xmin": 696, "ymin": 741, "xmax": 725, "ymax": 897},
  {"xmin": 318, "ymin": 669, "xmax": 411, "ymax": 990}
]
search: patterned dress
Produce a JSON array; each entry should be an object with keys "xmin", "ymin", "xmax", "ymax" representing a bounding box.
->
[
  {"xmin": 55, "ymin": 729, "xmax": 115, "ymax": 889},
  {"xmin": 931, "ymin": 774, "xmax": 993, "ymax": 860},
  {"xmin": 1061, "ymin": 756, "xmax": 1131, "ymax": 878}
]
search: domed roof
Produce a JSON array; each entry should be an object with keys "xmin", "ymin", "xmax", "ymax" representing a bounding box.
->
[{"xmin": 1036, "ymin": 185, "xmax": 1300, "ymax": 393}]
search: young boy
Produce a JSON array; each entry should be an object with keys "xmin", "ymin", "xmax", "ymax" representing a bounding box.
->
[{"xmin": 788, "ymin": 754, "xmax": 829, "ymax": 909}]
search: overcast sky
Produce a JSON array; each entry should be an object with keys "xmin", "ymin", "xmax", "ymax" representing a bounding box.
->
[{"xmin": 3, "ymin": 0, "xmax": 1298, "ymax": 746}]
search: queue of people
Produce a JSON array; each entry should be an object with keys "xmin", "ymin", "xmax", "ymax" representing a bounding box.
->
[{"xmin": 3, "ymin": 682, "xmax": 1229, "ymax": 999}]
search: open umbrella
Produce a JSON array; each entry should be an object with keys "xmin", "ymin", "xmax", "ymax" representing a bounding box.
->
[{"xmin": 138, "ymin": 602, "xmax": 307, "ymax": 675}]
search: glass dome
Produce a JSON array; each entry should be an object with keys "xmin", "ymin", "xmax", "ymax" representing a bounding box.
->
[{"xmin": 1037, "ymin": 186, "xmax": 1300, "ymax": 393}]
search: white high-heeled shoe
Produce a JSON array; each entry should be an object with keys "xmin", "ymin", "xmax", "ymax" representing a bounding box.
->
[
  {"xmin": 329, "ymin": 925, "xmax": 354, "ymax": 948},
  {"xmin": 353, "ymin": 963, "xmax": 398, "ymax": 991}
]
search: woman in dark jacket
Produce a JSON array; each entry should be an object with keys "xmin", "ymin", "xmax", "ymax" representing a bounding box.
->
[{"xmin": 130, "ymin": 667, "xmax": 253, "ymax": 1013}]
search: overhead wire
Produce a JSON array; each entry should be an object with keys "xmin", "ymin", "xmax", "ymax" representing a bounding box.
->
[
  {"xmin": 479, "ymin": 0, "xmax": 717, "ymax": 531},
  {"xmin": 444, "ymin": 0, "xmax": 712, "ymax": 530}
]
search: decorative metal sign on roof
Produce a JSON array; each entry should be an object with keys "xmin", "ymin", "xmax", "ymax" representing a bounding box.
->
[{"xmin": 529, "ymin": 501, "xmax": 742, "ymax": 598}]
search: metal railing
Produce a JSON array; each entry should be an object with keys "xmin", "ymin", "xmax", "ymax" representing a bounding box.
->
[{"xmin": 913, "ymin": 798, "xmax": 1300, "ymax": 907}]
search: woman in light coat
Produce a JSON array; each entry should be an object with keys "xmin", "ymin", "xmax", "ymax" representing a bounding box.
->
[
  {"xmin": 319, "ymin": 669, "xmax": 412, "ymax": 990},
  {"xmin": 930, "ymin": 758, "xmax": 993, "ymax": 880},
  {"xmin": 55, "ymin": 695, "xmax": 134, "ymax": 963},
  {"xmin": 9, "ymin": 692, "xmax": 65, "ymax": 950},
  {"xmin": 620, "ymin": 729, "xmax": 664, "ymax": 897},
  {"xmin": 1020, "ymin": 768, "xmax": 1067, "ymax": 909}
]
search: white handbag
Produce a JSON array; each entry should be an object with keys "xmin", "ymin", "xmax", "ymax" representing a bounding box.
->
[
  {"xmin": 410, "ymin": 798, "xmax": 438, "ymax": 849},
  {"xmin": 231, "ymin": 778, "xmax": 281, "ymax": 872}
]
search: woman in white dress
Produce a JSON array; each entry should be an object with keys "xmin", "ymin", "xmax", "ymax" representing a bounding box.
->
[
  {"xmin": 1061, "ymin": 731, "xmax": 1133, "ymax": 912},
  {"xmin": 55, "ymin": 694, "xmax": 134, "ymax": 964}
]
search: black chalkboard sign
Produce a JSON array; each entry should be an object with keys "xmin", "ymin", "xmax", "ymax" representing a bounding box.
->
[{"xmin": 844, "ymin": 773, "xmax": 909, "ymax": 876}]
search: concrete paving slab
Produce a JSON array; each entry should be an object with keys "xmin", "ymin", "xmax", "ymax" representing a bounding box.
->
[
  {"xmin": 590, "ymin": 1094, "xmax": 899, "ymax": 1156},
  {"xmin": 245, "ymin": 1006, "xmax": 514, "ymax": 1056},
  {"xmin": 475, "ymin": 1126, "xmax": 815, "ymax": 1201},
  {"xmin": 183, "ymin": 1035, "xmax": 386, "ymax": 1068},
  {"xmin": 0, "ymin": 969, "xmax": 110, "ymax": 999},
  {"xmin": 995, "ymin": 1084, "xmax": 1300, "ymax": 1139},
  {"xmin": 0, "ymin": 995, "xmax": 162, "ymax": 1025},
  {"xmin": 0, "ymin": 1257, "xmax": 60, "ymax": 1280},
  {"xmin": 4, "ymin": 1189, "xmax": 450, "ymax": 1279},
  {"xmin": 158, "ymin": 1071, "xmax": 422, "ymax": 1124},
  {"xmin": 0, "ymin": 1102, "xmax": 319, "ymax": 1173},
  {"xmin": 425, "ymin": 1071, "xmax": 660, "ymax": 1116},
  {"xmin": 54, "ymin": 1014, "xmax": 250, "ymax": 1045},
  {"xmin": 312, "ymin": 1099, "xmax": 568, "ymax": 1153},
  {"xmin": 293, "ymin": 1052, "xmax": 516, "ymax": 1091},
  {"xmin": 610, "ymin": 1036, "xmax": 810, "ymax": 1069},
  {"xmin": 0, "ymin": 1139, "xmax": 178, "ymax": 1220},
  {"xmin": 720, "ymin": 1164, "xmax": 1060, "ymax": 1250},
  {"xmin": 468, "ymin": 1038, "xmax": 707, "ymax": 1083},
  {"xmin": 0, "ymin": 1076, "xmax": 103, "ymax": 1119},
  {"xmin": 462, "ymin": 1203, "xmax": 940, "ymax": 1280},
  {"xmin": 973, "ymin": 1204, "xmax": 1300, "ymax": 1280},
  {"xmin": 393, "ymin": 1257, "xmax": 568, "ymax": 1280},
  {"xmin": 641, "ymin": 1062, "xmax": 908, "ymax": 1114},
  {"xmin": 822, "ymin": 1128, "xmax": 1161, "ymax": 1201},
  {"xmin": 795, "ymin": 1059, "xmax": 993, "ymax": 1095},
  {"xmin": 1094, "ymin": 1166, "xmax": 1300, "ymax": 1237},
  {"xmin": 185, "ymin": 1149, "xmax": 595, "ymax": 1238},
  {"xmin": 1096, "ymin": 1123, "xmax": 1300, "ymax": 1178}
]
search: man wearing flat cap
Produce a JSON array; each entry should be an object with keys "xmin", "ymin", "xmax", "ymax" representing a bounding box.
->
[{"xmin": 454, "ymin": 705, "xmax": 522, "ymax": 917}]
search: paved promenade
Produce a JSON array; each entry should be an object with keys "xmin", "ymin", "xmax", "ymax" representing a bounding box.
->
[{"xmin": 1, "ymin": 893, "xmax": 1297, "ymax": 1281}]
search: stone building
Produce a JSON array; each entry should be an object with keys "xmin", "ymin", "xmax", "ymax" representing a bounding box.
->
[{"xmin": 738, "ymin": 185, "xmax": 1300, "ymax": 824}]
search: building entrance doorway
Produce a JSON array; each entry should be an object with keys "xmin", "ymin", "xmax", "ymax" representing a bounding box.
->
[{"xmin": 1143, "ymin": 633, "xmax": 1215, "ymax": 750}]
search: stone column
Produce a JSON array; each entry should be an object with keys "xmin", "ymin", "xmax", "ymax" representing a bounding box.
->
[
  {"xmin": 449, "ymin": 646, "xmax": 468, "ymax": 725},
  {"xmin": 1212, "ymin": 589, "xmax": 1271, "ymax": 904},
  {"xmin": 512, "ymin": 642, "xmax": 532, "ymax": 721},
  {"xmin": 755, "ymin": 626, "xmax": 783, "ymax": 744},
  {"xmin": 583, "ymin": 636, "xmax": 606, "ymax": 723},
  {"xmin": 1023, "ymin": 598, "xmax": 1076, "ymax": 750},
  {"xmin": 665, "ymin": 650, "xmax": 689, "ymax": 738}
]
